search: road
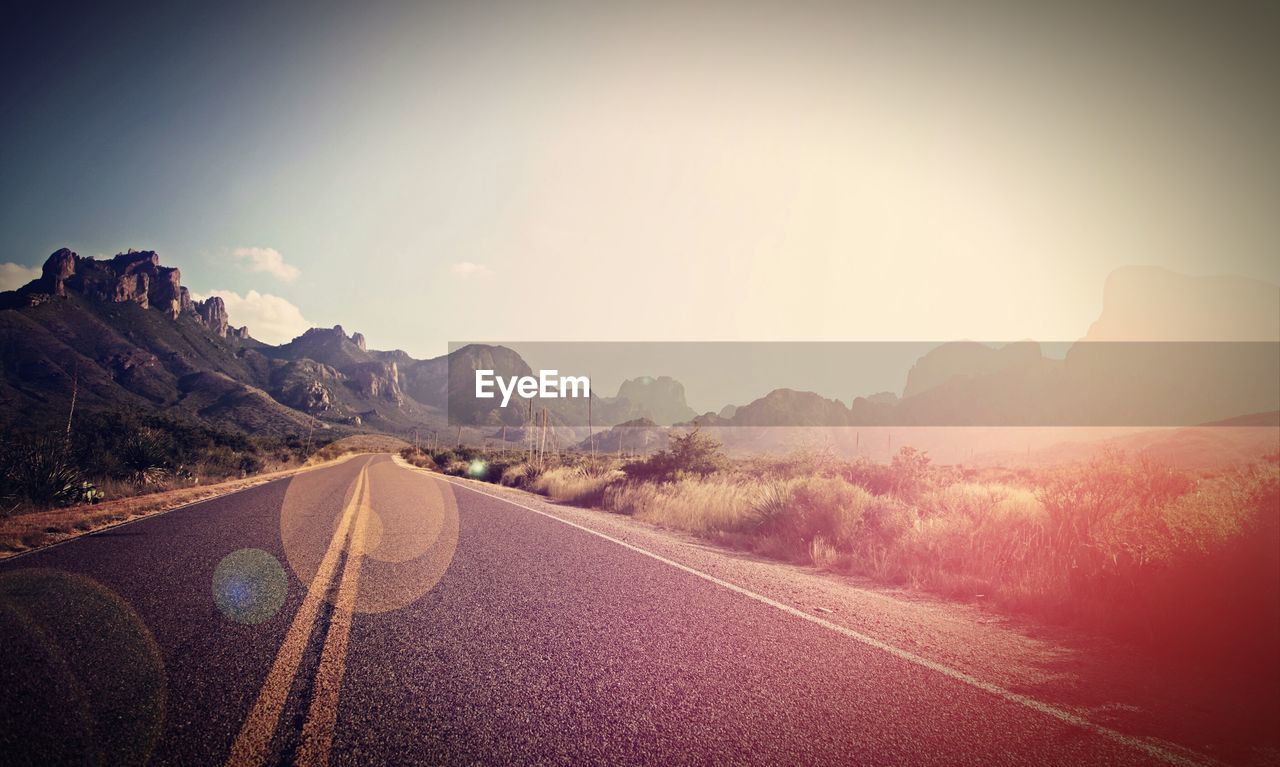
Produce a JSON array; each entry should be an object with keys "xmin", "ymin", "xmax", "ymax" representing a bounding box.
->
[{"xmin": 0, "ymin": 453, "xmax": 1264, "ymax": 766}]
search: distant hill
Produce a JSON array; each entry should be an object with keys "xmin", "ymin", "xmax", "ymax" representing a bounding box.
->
[
  {"xmin": 0, "ymin": 248, "xmax": 446, "ymax": 436},
  {"xmin": 1085, "ymin": 266, "xmax": 1280, "ymax": 342},
  {"xmin": 902, "ymin": 340, "xmax": 1047, "ymax": 399},
  {"xmin": 0, "ymin": 248, "xmax": 707, "ymax": 439},
  {"xmin": 610, "ymin": 376, "xmax": 697, "ymax": 425},
  {"xmin": 574, "ymin": 418, "xmax": 670, "ymax": 455},
  {"xmin": 976, "ymin": 417, "xmax": 1280, "ymax": 469}
]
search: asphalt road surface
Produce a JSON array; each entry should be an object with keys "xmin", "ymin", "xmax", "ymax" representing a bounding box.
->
[{"xmin": 0, "ymin": 454, "xmax": 1265, "ymax": 766}]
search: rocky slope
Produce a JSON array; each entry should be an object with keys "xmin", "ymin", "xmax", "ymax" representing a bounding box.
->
[
  {"xmin": 0, "ymin": 249, "xmax": 436, "ymax": 435},
  {"xmin": 0, "ymin": 248, "xmax": 708, "ymax": 438}
]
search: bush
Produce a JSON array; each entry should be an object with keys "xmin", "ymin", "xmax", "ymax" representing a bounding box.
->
[
  {"xmin": 750, "ymin": 476, "xmax": 910, "ymax": 564},
  {"xmin": 442, "ymin": 459, "xmax": 470, "ymax": 476},
  {"xmin": 602, "ymin": 477, "xmax": 761, "ymax": 534},
  {"xmin": 533, "ymin": 467, "xmax": 620, "ymax": 506},
  {"xmin": 500, "ymin": 462, "xmax": 543, "ymax": 488},
  {"xmin": 399, "ymin": 447, "xmax": 438, "ymax": 471},
  {"xmin": 622, "ymin": 429, "xmax": 727, "ymax": 483},
  {"xmin": 429, "ymin": 448, "xmax": 459, "ymax": 466},
  {"xmin": 841, "ymin": 458, "xmax": 895, "ymax": 495},
  {"xmin": 2, "ymin": 437, "xmax": 96, "ymax": 509}
]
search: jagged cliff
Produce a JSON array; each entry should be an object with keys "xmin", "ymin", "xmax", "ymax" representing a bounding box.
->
[
  {"xmin": 9, "ymin": 248, "xmax": 248, "ymax": 341},
  {"xmin": 0, "ymin": 247, "xmax": 716, "ymax": 437},
  {"xmin": 0, "ymin": 248, "xmax": 436, "ymax": 435}
]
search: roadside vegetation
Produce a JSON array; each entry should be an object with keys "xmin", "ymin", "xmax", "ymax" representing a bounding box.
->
[
  {"xmin": 401, "ymin": 431, "xmax": 1280, "ymax": 663},
  {"xmin": 1, "ymin": 409, "xmax": 327, "ymax": 517},
  {"xmin": 0, "ymin": 414, "xmax": 414, "ymax": 554}
]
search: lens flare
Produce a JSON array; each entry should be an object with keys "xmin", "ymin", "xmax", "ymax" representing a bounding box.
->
[
  {"xmin": 0, "ymin": 568, "xmax": 166, "ymax": 766},
  {"xmin": 212, "ymin": 548, "xmax": 288, "ymax": 625},
  {"xmin": 281, "ymin": 458, "xmax": 460, "ymax": 615}
]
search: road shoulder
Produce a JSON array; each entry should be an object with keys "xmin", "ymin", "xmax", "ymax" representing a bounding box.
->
[
  {"xmin": 0, "ymin": 453, "xmax": 362, "ymax": 560},
  {"xmin": 399, "ymin": 458, "xmax": 1273, "ymax": 767}
]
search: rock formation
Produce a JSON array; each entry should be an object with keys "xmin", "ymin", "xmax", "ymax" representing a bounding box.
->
[
  {"xmin": 347, "ymin": 360, "xmax": 403, "ymax": 404},
  {"xmin": 6, "ymin": 248, "xmax": 254, "ymax": 339},
  {"xmin": 194, "ymin": 296, "xmax": 229, "ymax": 337},
  {"xmin": 30, "ymin": 248, "xmax": 185, "ymax": 318}
]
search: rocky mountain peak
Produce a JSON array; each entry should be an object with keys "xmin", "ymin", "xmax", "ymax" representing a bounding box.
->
[
  {"xmin": 7, "ymin": 248, "xmax": 250, "ymax": 336},
  {"xmin": 29, "ymin": 247, "xmax": 182, "ymax": 317},
  {"xmin": 194, "ymin": 296, "xmax": 229, "ymax": 337}
]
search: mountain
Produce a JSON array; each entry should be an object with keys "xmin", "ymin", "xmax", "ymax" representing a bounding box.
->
[
  {"xmin": 0, "ymin": 248, "xmax": 443, "ymax": 436},
  {"xmin": 609, "ymin": 377, "xmax": 697, "ymax": 425},
  {"xmin": 727, "ymin": 389, "xmax": 853, "ymax": 427},
  {"xmin": 0, "ymin": 248, "xmax": 707, "ymax": 440},
  {"xmin": 574, "ymin": 417, "xmax": 670, "ymax": 455},
  {"xmin": 902, "ymin": 340, "xmax": 1047, "ymax": 399},
  {"xmin": 1085, "ymin": 266, "xmax": 1280, "ymax": 342},
  {"xmin": 4, "ymin": 250, "xmax": 1273, "ymax": 448}
]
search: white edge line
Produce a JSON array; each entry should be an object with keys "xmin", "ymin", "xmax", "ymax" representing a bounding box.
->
[{"xmin": 427, "ymin": 471, "xmax": 1206, "ymax": 767}]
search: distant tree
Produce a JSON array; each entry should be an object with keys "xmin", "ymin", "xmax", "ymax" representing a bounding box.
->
[
  {"xmin": 622, "ymin": 428, "xmax": 727, "ymax": 482},
  {"xmin": 889, "ymin": 446, "xmax": 932, "ymax": 499}
]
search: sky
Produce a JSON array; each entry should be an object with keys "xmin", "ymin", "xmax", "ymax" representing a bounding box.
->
[{"xmin": 1, "ymin": 0, "xmax": 1277, "ymax": 352}]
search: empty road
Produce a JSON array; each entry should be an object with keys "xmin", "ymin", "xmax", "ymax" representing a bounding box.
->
[{"xmin": 0, "ymin": 454, "xmax": 1264, "ymax": 766}]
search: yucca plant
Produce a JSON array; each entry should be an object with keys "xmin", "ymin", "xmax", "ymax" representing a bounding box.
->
[
  {"xmin": 5, "ymin": 437, "xmax": 86, "ymax": 508},
  {"xmin": 118, "ymin": 427, "xmax": 173, "ymax": 487}
]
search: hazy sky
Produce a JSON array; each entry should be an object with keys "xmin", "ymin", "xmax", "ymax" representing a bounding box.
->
[{"xmin": 2, "ymin": 0, "xmax": 1277, "ymax": 351}]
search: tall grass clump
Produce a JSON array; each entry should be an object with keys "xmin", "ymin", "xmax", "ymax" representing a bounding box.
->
[
  {"xmin": 750, "ymin": 476, "xmax": 912, "ymax": 568},
  {"xmin": 533, "ymin": 466, "xmax": 620, "ymax": 506},
  {"xmin": 604, "ymin": 477, "xmax": 761, "ymax": 535}
]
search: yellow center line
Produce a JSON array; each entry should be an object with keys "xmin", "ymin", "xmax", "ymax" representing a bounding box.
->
[
  {"xmin": 225, "ymin": 464, "xmax": 369, "ymax": 767},
  {"xmin": 295, "ymin": 465, "xmax": 373, "ymax": 767}
]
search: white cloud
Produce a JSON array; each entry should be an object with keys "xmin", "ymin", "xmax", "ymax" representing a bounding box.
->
[
  {"xmin": 192, "ymin": 289, "xmax": 312, "ymax": 345},
  {"xmin": 451, "ymin": 261, "xmax": 493, "ymax": 279},
  {"xmin": 0, "ymin": 262, "xmax": 41, "ymax": 291},
  {"xmin": 232, "ymin": 246, "xmax": 300, "ymax": 282}
]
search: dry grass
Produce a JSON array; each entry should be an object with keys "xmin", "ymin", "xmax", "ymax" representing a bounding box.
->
[
  {"xmin": 0, "ymin": 455, "xmax": 357, "ymax": 558},
  {"xmin": 310, "ymin": 434, "xmax": 411, "ymax": 463},
  {"xmin": 533, "ymin": 466, "xmax": 622, "ymax": 506},
  {"xmin": 603, "ymin": 477, "xmax": 762, "ymax": 535},
  {"xmin": 387, "ymin": 432, "xmax": 1280, "ymax": 663},
  {"xmin": 450, "ymin": 443, "xmax": 1278, "ymax": 660}
]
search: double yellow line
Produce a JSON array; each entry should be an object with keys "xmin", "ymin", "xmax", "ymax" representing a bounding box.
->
[{"xmin": 227, "ymin": 463, "xmax": 373, "ymax": 767}]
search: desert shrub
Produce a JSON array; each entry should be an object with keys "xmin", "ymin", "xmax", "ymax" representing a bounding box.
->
[
  {"xmin": 500, "ymin": 462, "xmax": 544, "ymax": 488},
  {"xmin": 841, "ymin": 458, "xmax": 895, "ymax": 495},
  {"xmin": 398, "ymin": 447, "xmax": 438, "ymax": 470},
  {"xmin": 603, "ymin": 477, "xmax": 760, "ymax": 533},
  {"xmin": 429, "ymin": 448, "xmax": 459, "ymax": 467},
  {"xmin": 237, "ymin": 454, "xmax": 263, "ymax": 476},
  {"xmin": 533, "ymin": 466, "xmax": 621, "ymax": 506},
  {"xmin": 3, "ymin": 437, "xmax": 97, "ymax": 508},
  {"xmin": 1035, "ymin": 452, "xmax": 1195, "ymax": 599},
  {"xmin": 889, "ymin": 446, "xmax": 934, "ymax": 500},
  {"xmin": 116, "ymin": 427, "xmax": 174, "ymax": 486},
  {"xmin": 442, "ymin": 459, "xmax": 470, "ymax": 476},
  {"xmin": 622, "ymin": 429, "xmax": 727, "ymax": 482},
  {"xmin": 750, "ymin": 476, "xmax": 912, "ymax": 564},
  {"xmin": 894, "ymin": 483, "xmax": 1046, "ymax": 595},
  {"xmin": 741, "ymin": 449, "xmax": 842, "ymax": 480}
]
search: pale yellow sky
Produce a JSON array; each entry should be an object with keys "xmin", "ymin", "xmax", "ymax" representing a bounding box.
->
[{"xmin": 4, "ymin": 0, "xmax": 1276, "ymax": 351}]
